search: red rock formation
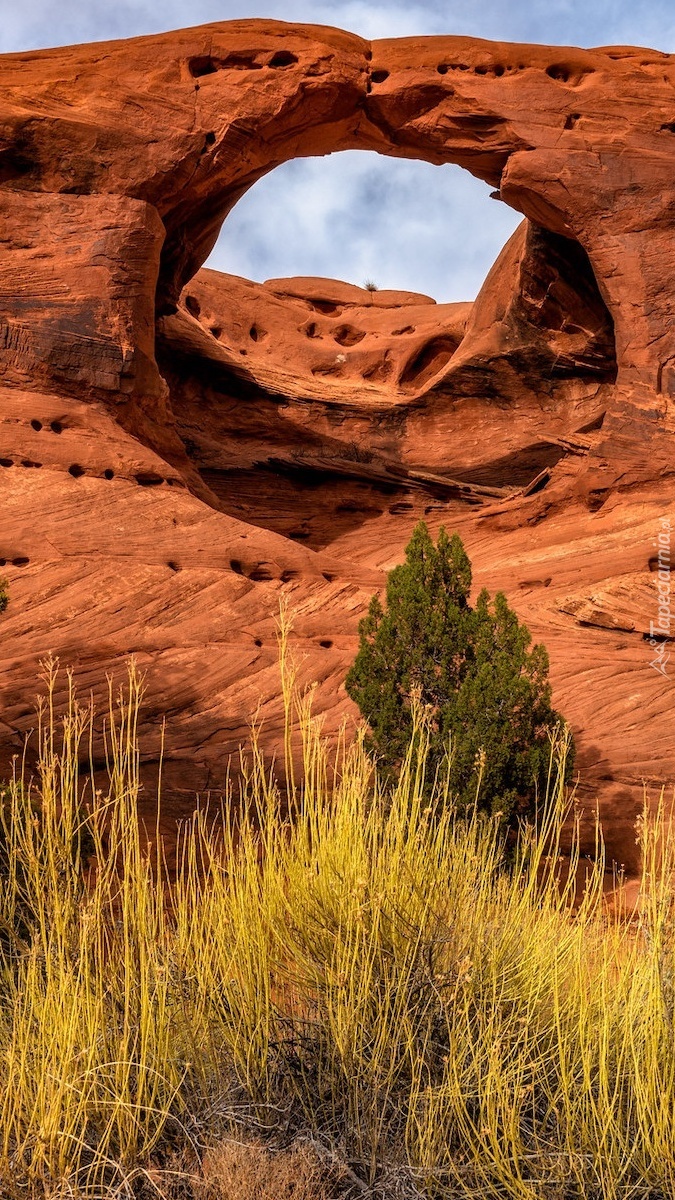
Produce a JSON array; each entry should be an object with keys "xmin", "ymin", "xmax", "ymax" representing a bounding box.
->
[{"xmin": 0, "ymin": 21, "xmax": 674, "ymax": 872}]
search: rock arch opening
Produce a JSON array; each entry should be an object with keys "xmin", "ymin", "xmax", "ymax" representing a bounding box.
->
[
  {"xmin": 157, "ymin": 197, "xmax": 616, "ymax": 551},
  {"xmin": 147, "ymin": 25, "xmax": 620, "ymax": 451},
  {"xmin": 203, "ymin": 151, "xmax": 523, "ymax": 303},
  {"xmin": 156, "ymin": 129, "xmax": 617, "ymax": 529}
]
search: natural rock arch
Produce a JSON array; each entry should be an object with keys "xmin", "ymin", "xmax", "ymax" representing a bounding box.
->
[{"xmin": 2, "ymin": 22, "xmax": 674, "ymax": 402}]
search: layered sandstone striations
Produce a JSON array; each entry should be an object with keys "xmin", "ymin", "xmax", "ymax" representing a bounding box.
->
[{"xmin": 0, "ymin": 22, "xmax": 674, "ymax": 869}]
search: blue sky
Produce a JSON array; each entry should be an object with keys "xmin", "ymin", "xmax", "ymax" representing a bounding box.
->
[{"xmin": 4, "ymin": 1, "xmax": 674, "ymax": 301}]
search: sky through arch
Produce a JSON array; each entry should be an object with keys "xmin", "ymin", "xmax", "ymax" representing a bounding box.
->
[{"xmin": 206, "ymin": 152, "xmax": 523, "ymax": 303}]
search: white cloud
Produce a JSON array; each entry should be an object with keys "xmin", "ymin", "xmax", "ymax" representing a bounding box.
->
[
  {"xmin": 210, "ymin": 152, "xmax": 522, "ymax": 301},
  {"xmin": 3, "ymin": 0, "xmax": 675, "ymax": 54}
]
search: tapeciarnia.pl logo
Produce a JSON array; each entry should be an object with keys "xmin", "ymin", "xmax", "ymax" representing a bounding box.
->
[{"xmin": 648, "ymin": 517, "xmax": 673, "ymax": 678}]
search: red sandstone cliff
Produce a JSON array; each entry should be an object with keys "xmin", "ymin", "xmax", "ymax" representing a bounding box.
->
[{"xmin": 1, "ymin": 21, "xmax": 674, "ymax": 870}]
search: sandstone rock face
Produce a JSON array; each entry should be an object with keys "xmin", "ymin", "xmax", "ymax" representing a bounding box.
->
[{"xmin": 0, "ymin": 21, "xmax": 674, "ymax": 872}]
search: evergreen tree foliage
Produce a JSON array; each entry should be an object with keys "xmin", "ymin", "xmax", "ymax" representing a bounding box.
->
[{"xmin": 345, "ymin": 522, "xmax": 572, "ymax": 821}]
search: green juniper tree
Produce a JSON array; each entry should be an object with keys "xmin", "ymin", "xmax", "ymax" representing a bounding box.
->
[{"xmin": 346, "ymin": 522, "xmax": 572, "ymax": 822}]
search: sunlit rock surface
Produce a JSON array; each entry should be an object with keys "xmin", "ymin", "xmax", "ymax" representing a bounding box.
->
[{"xmin": 1, "ymin": 21, "xmax": 674, "ymax": 870}]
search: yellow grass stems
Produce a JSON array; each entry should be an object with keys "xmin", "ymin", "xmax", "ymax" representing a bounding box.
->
[{"xmin": 0, "ymin": 649, "xmax": 674, "ymax": 1198}]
